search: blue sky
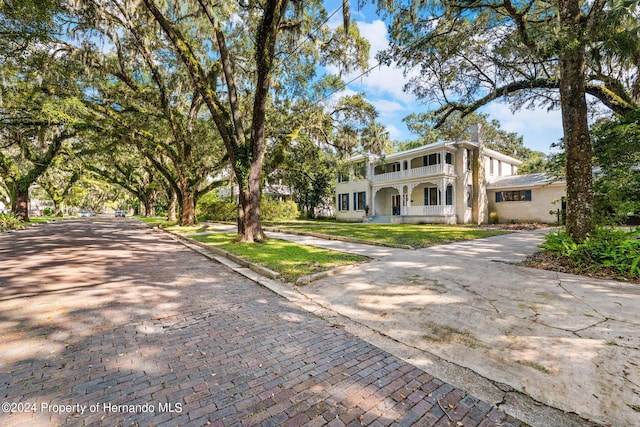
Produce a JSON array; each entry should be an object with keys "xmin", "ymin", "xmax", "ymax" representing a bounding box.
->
[{"xmin": 324, "ymin": 2, "xmax": 565, "ymax": 154}]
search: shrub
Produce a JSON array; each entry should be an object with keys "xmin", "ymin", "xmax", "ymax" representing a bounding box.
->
[
  {"xmin": 197, "ymin": 194, "xmax": 237, "ymax": 222},
  {"xmin": 196, "ymin": 195, "xmax": 299, "ymax": 222},
  {"xmin": 489, "ymin": 211, "xmax": 499, "ymax": 224},
  {"xmin": 0, "ymin": 212, "xmax": 22, "ymax": 229},
  {"xmin": 541, "ymin": 227, "xmax": 640, "ymax": 278},
  {"xmin": 261, "ymin": 198, "xmax": 299, "ymax": 221}
]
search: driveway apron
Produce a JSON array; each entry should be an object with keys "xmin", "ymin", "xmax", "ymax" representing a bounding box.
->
[{"xmin": 276, "ymin": 230, "xmax": 640, "ymax": 427}]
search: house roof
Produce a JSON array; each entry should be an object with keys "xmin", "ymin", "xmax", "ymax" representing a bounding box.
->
[
  {"xmin": 483, "ymin": 148, "xmax": 523, "ymax": 165},
  {"xmin": 348, "ymin": 140, "xmax": 463, "ymax": 163},
  {"xmin": 350, "ymin": 140, "xmax": 521, "ymax": 165},
  {"xmin": 487, "ymin": 173, "xmax": 565, "ymax": 189}
]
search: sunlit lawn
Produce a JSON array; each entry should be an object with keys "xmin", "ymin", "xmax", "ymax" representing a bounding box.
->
[
  {"xmin": 136, "ymin": 216, "xmax": 219, "ymax": 234},
  {"xmin": 190, "ymin": 233, "xmax": 366, "ymax": 281},
  {"xmin": 273, "ymin": 223, "xmax": 513, "ymax": 248},
  {"xmin": 135, "ymin": 216, "xmax": 177, "ymax": 227}
]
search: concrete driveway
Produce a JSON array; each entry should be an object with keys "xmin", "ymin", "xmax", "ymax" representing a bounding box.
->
[{"xmin": 271, "ymin": 230, "xmax": 640, "ymax": 427}]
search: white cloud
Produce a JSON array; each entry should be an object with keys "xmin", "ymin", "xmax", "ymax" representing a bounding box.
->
[
  {"xmin": 384, "ymin": 124, "xmax": 403, "ymax": 140},
  {"xmin": 371, "ymin": 98, "xmax": 404, "ymax": 118},
  {"xmin": 354, "ymin": 20, "xmax": 419, "ymax": 104},
  {"xmin": 325, "ymin": 19, "xmax": 418, "ymax": 104}
]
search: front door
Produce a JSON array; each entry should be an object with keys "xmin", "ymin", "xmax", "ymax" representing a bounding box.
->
[{"xmin": 392, "ymin": 194, "xmax": 401, "ymax": 215}]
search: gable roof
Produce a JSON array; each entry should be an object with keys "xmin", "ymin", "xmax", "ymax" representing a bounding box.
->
[
  {"xmin": 487, "ymin": 173, "xmax": 565, "ymax": 189},
  {"xmin": 349, "ymin": 140, "xmax": 522, "ymax": 166}
]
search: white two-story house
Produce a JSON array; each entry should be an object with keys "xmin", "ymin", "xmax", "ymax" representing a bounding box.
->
[{"xmin": 336, "ymin": 125, "xmax": 565, "ymax": 225}]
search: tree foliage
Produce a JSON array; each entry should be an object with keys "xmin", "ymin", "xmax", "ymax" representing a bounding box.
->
[
  {"xmin": 265, "ymin": 91, "xmax": 385, "ymax": 218},
  {"xmin": 591, "ymin": 109, "xmax": 640, "ymax": 222},
  {"xmin": 69, "ymin": 1, "xmax": 230, "ymax": 225},
  {"xmin": 0, "ymin": 50, "xmax": 87, "ymax": 220}
]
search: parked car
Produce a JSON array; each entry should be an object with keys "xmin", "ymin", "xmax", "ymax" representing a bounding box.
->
[
  {"xmin": 79, "ymin": 210, "xmax": 91, "ymax": 217},
  {"xmin": 115, "ymin": 210, "xmax": 125, "ymax": 217}
]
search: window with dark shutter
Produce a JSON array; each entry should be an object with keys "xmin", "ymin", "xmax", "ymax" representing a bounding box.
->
[{"xmin": 495, "ymin": 190, "xmax": 532, "ymax": 202}]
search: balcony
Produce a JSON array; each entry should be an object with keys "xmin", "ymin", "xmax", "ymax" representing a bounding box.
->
[{"xmin": 372, "ymin": 164, "xmax": 455, "ymax": 184}]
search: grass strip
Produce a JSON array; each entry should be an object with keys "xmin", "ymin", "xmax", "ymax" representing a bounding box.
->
[{"xmin": 190, "ymin": 233, "xmax": 366, "ymax": 281}]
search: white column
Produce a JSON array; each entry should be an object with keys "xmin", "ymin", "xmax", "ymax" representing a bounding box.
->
[{"xmin": 371, "ymin": 187, "xmax": 378, "ymax": 216}]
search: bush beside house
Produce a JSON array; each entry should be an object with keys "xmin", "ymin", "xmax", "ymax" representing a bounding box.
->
[{"xmin": 197, "ymin": 194, "xmax": 299, "ymax": 222}]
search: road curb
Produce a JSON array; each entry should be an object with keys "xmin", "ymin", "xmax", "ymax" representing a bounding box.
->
[
  {"xmin": 159, "ymin": 227, "xmax": 281, "ymax": 279},
  {"xmin": 295, "ymin": 264, "xmax": 357, "ymax": 286},
  {"xmin": 144, "ymin": 222, "xmax": 366, "ymax": 286}
]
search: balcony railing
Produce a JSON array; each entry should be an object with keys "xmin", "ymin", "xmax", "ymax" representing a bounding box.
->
[
  {"xmin": 372, "ymin": 164, "xmax": 455, "ymax": 184},
  {"xmin": 400, "ymin": 205, "xmax": 456, "ymax": 216}
]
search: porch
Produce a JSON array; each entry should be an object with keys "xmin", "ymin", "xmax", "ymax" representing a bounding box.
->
[{"xmin": 371, "ymin": 183, "xmax": 458, "ymax": 225}]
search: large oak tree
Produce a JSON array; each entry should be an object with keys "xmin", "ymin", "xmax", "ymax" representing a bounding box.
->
[
  {"xmin": 137, "ymin": 0, "xmax": 368, "ymax": 242},
  {"xmin": 377, "ymin": 0, "xmax": 639, "ymax": 241}
]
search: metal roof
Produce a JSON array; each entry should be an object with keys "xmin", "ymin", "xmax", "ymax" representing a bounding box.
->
[{"xmin": 487, "ymin": 173, "xmax": 565, "ymax": 189}]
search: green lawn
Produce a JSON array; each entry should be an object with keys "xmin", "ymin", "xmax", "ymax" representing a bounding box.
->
[
  {"xmin": 29, "ymin": 216, "xmax": 62, "ymax": 223},
  {"xmin": 1, "ymin": 215, "xmax": 64, "ymax": 231},
  {"xmin": 272, "ymin": 223, "xmax": 512, "ymax": 248},
  {"xmin": 135, "ymin": 216, "xmax": 177, "ymax": 227},
  {"xmin": 190, "ymin": 233, "xmax": 366, "ymax": 281}
]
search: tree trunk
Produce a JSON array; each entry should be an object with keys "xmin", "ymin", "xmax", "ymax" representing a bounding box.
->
[
  {"xmin": 167, "ymin": 189, "xmax": 177, "ymax": 222},
  {"xmin": 144, "ymin": 198, "xmax": 155, "ymax": 217},
  {"xmin": 559, "ymin": 0, "xmax": 594, "ymax": 242},
  {"xmin": 12, "ymin": 184, "xmax": 29, "ymax": 222},
  {"xmin": 180, "ymin": 189, "xmax": 196, "ymax": 226},
  {"xmin": 237, "ymin": 161, "xmax": 265, "ymax": 242},
  {"xmin": 54, "ymin": 200, "xmax": 63, "ymax": 217}
]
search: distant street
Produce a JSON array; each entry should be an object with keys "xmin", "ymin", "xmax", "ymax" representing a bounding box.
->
[{"xmin": 0, "ymin": 218, "xmax": 524, "ymax": 426}]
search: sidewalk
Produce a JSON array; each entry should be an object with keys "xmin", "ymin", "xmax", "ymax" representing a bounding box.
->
[{"xmin": 264, "ymin": 229, "xmax": 640, "ymax": 427}]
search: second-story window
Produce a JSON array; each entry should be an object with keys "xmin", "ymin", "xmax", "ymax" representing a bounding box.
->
[
  {"xmin": 445, "ymin": 153, "xmax": 453, "ymax": 165},
  {"xmin": 338, "ymin": 171, "xmax": 349, "ymax": 183},
  {"xmin": 423, "ymin": 153, "xmax": 441, "ymax": 166},
  {"xmin": 354, "ymin": 162, "xmax": 366, "ymax": 179}
]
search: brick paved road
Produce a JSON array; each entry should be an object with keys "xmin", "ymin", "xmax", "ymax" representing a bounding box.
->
[{"xmin": 0, "ymin": 218, "xmax": 525, "ymax": 426}]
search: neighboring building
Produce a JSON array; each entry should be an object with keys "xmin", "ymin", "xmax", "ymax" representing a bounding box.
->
[{"xmin": 336, "ymin": 125, "xmax": 566, "ymax": 224}]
